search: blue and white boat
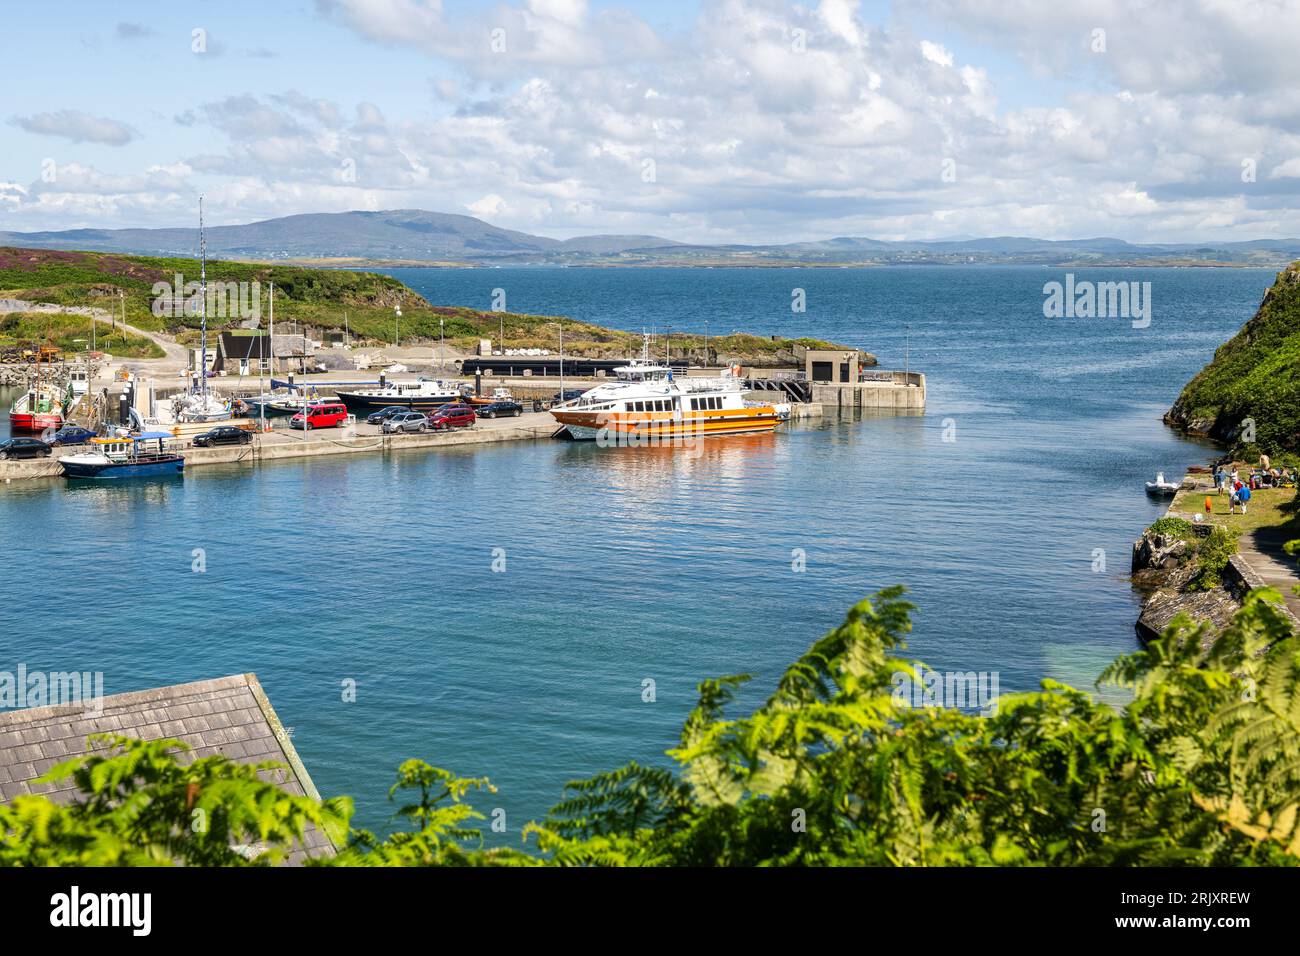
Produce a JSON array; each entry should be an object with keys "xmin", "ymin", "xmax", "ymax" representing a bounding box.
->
[{"xmin": 60, "ymin": 432, "xmax": 185, "ymax": 480}]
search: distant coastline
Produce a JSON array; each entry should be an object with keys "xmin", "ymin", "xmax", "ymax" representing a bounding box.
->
[{"xmin": 4, "ymin": 208, "xmax": 1298, "ymax": 270}]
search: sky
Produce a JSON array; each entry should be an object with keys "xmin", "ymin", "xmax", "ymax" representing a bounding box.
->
[{"xmin": 1, "ymin": 0, "xmax": 1299, "ymax": 244}]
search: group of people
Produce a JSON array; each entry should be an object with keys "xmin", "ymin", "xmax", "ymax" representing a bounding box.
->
[
  {"xmin": 1210, "ymin": 456, "xmax": 1297, "ymax": 515},
  {"xmin": 1211, "ymin": 466, "xmax": 1252, "ymax": 513}
]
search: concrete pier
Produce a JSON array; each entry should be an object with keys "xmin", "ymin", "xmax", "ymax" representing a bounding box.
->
[{"xmin": 809, "ymin": 371, "xmax": 926, "ymax": 411}]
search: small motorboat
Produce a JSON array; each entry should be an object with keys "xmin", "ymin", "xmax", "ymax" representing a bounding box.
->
[{"xmin": 1145, "ymin": 472, "xmax": 1181, "ymax": 496}]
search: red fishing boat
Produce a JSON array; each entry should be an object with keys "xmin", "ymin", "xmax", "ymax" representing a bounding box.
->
[{"xmin": 8, "ymin": 347, "xmax": 66, "ymax": 432}]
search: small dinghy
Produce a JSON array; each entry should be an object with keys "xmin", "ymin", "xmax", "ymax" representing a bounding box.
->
[{"xmin": 1145, "ymin": 472, "xmax": 1181, "ymax": 496}]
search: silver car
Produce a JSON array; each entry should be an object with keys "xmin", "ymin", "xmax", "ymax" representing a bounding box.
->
[{"xmin": 381, "ymin": 411, "xmax": 428, "ymax": 433}]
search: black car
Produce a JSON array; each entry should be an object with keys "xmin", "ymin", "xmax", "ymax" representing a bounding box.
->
[
  {"xmin": 366, "ymin": 406, "xmax": 408, "ymax": 425},
  {"xmin": 193, "ymin": 425, "xmax": 253, "ymax": 447},
  {"xmin": 0, "ymin": 437, "xmax": 52, "ymax": 460},
  {"xmin": 552, "ymin": 389, "xmax": 586, "ymax": 402},
  {"xmin": 478, "ymin": 401, "xmax": 523, "ymax": 419},
  {"xmin": 48, "ymin": 425, "xmax": 97, "ymax": 446}
]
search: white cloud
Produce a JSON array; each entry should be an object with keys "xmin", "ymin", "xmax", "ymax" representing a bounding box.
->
[
  {"xmin": 11, "ymin": 110, "xmax": 135, "ymax": 146},
  {"xmin": 920, "ymin": 40, "xmax": 954, "ymax": 67},
  {"xmin": 4, "ymin": 0, "xmax": 1300, "ymax": 242},
  {"xmin": 467, "ymin": 193, "xmax": 508, "ymax": 218},
  {"xmin": 1269, "ymin": 158, "xmax": 1300, "ymax": 179}
]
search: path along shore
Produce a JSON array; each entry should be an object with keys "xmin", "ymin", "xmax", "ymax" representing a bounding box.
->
[{"xmin": 1136, "ymin": 469, "xmax": 1300, "ymax": 636}]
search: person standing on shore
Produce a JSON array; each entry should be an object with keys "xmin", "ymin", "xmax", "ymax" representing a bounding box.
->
[{"xmin": 1214, "ymin": 467, "xmax": 1226, "ymax": 494}]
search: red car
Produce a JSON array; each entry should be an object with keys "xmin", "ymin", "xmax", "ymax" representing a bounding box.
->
[
  {"xmin": 428, "ymin": 404, "xmax": 476, "ymax": 430},
  {"xmin": 290, "ymin": 402, "xmax": 349, "ymax": 430}
]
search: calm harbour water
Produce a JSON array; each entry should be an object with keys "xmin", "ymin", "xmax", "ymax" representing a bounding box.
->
[{"xmin": 0, "ymin": 265, "xmax": 1270, "ymax": 838}]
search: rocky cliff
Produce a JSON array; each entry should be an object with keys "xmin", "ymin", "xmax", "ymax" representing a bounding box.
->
[{"xmin": 1165, "ymin": 261, "xmax": 1300, "ymax": 451}]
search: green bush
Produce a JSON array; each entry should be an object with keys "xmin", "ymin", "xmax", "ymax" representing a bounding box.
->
[
  {"xmin": 1148, "ymin": 516, "xmax": 1195, "ymax": 541},
  {"xmin": 1188, "ymin": 525, "xmax": 1239, "ymax": 591}
]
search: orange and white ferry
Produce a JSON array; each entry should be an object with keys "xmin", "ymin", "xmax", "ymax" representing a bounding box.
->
[{"xmin": 550, "ymin": 360, "xmax": 790, "ymax": 444}]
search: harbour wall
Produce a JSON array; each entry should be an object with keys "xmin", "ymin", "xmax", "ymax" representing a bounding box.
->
[
  {"xmin": 0, "ymin": 419, "xmax": 557, "ymax": 482},
  {"xmin": 809, "ymin": 372, "xmax": 926, "ymax": 410}
]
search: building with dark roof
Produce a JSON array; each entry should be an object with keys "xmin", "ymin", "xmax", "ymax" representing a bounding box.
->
[
  {"xmin": 0, "ymin": 673, "xmax": 334, "ymax": 863},
  {"xmin": 215, "ymin": 333, "xmax": 316, "ymax": 375}
]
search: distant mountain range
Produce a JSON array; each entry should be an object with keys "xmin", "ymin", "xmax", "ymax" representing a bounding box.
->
[{"xmin": 2, "ymin": 209, "xmax": 1298, "ymax": 267}]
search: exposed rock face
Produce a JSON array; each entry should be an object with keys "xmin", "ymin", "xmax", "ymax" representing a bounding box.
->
[
  {"xmin": 1131, "ymin": 533, "xmax": 1191, "ymax": 574},
  {"xmin": 1136, "ymin": 563, "xmax": 1240, "ymax": 646},
  {"xmin": 1131, "ymin": 526, "xmax": 1240, "ymax": 646}
]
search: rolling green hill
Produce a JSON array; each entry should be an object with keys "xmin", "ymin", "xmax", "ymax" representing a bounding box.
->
[
  {"xmin": 0, "ymin": 247, "xmax": 841, "ymax": 363},
  {"xmin": 0, "ymin": 312, "xmax": 163, "ymax": 360},
  {"xmin": 1166, "ymin": 261, "xmax": 1300, "ymax": 454}
]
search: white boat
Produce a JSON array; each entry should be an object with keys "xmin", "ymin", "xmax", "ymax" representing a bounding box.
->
[
  {"xmin": 269, "ymin": 395, "xmax": 335, "ymax": 415},
  {"xmin": 1145, "ymin": 472, "xmax": 1181, "ymax": 496},
  {"xmin": 173, "ymin": 392, "xmax": 232, "ymax": 423},
  {"xmin": 550, "ymin": 360, "xmax": 789, "ymax": 443}
]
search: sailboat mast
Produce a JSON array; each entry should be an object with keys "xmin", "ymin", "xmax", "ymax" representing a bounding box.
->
[
  {"xmin": 199, "ymin": 197, "xmax": 208, "ymax": 401},
  {"xmin": 264, "ymin": 281, "xmax": 273, "ymax": 432}
]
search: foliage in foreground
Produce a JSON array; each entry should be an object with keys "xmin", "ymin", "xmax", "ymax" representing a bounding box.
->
[{"xmin": 3, "ymin": 586, "xmax": 1300, "ymax": 866}]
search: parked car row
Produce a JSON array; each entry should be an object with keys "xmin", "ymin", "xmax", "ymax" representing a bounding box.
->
[
  {"xmin": 2, "ymin": 426, "xmax": 111, "ymax": 460},
  {"xmin": 380, "ymin": 404, "xmax": 479, "ymax": 432}
]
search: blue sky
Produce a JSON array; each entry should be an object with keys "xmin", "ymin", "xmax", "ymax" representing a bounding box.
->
[{"xmin": 2, "ymin": 0, "xmax": 1298, "ymax": 243}]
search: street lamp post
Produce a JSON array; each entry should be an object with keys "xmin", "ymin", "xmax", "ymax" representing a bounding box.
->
[
  {"xmin": 546, "ymin": 321, "xmax": 565, "ymax": 401},
  {"xmin": 394, "ymin": 305, "xmax": 401, "ymax": 348},
  {"xmin": 439, "ymin": 317, "xmax": 444, "ymax": 375}
]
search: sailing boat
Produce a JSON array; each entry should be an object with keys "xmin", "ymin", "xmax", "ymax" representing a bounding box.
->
[
  {"xmin": 175, "ymin": 197, "xmax": 232, "ymax": 424},
  {"xmin": 231, "ymin": 282, "xmax": 284, "ymax": 423}
]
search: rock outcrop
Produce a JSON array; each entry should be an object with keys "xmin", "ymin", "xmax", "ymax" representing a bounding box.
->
[
  {"xmin": 1131, "ymin": 525, "xmax": 1241, "ymax": 646},
  {"xmin": 1165, "ymin": 261, "xmax": 1300, "ymax": 449}
]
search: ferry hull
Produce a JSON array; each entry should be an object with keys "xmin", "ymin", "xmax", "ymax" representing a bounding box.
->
[
  {"xmin": 61, "ymin": 457, "xmax": 185, "ymax": 480},
  {"xmin": 554, "ymin": 408, "xmax": 785, "ymax": 443}
]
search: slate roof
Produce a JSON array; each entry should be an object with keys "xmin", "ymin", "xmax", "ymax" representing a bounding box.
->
[
  {"xmin": 0, "ymin": 673, "xmax": 334, "ymax": 864},
  {"xmin": 217, "ymin": 333, "xmax": 314, "ymax": 360},
  {"xmin": 218, "ymin": 332, "xmax": 269, "ymax": 360}
]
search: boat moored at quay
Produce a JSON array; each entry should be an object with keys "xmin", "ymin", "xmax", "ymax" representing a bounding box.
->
[
  {"xmin": 335, "ymin": 379, "xmax": 466, "ymax": 414},
  {"xmin": 9, "ymin": 383, "xmax": 66, "ymax": 432},
  {"xmin": 550, "ymin": 363, "xmax": 790, "ymax": 443},
  {"xmin": 59, "ymin": 432, "xmax": 185, "ymax": 480}
]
